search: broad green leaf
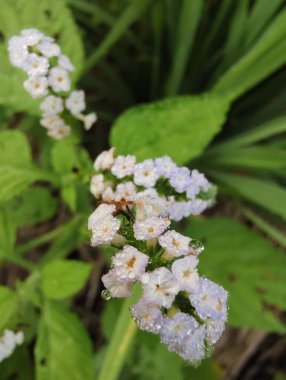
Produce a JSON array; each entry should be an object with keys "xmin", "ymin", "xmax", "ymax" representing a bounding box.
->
[
  {"xmin": 186, "ymin": 217, "xmax": 286, "ymax": 332},
  {"xmin": 210, "ymin": 171, "xmax": 286, "ymax": 221},
  {"xmin": 35, "ymin": 301, "xmax": 94, "ymax": 380},
  {"xmin": 0, "ymin": 130, "xmax": 45, "ymax": 202},
  {"xmin": 0, "ymin": 0, "xmax": 84, "ymax": 114},
  {"xmin": 40, "ymin": 259, "xmax": 91, "ymax": 300},
  {"xmin": 111, "ymin": 93, "xmax": 230, "ymax": 164},
  {"xmin": 213, "ymin": 9, "xmax": 286, "ymax": 100},
  {"xmin": 10, "ymin": 187, "xmax": 57, "ymax": 227},
  {"xmin": 0, "ymin": 286, "xmax": 18, "ymax": 331},
  {"xmin": 51, "ymin": 139, "xmax": 78, "ymax": 175}
]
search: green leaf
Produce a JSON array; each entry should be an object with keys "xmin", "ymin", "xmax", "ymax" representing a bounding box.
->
[
  {"xmin": 61, "ymin": 184, "xmax": 77, "ymax": 212},
  {"xmin": 10, "ymin": 187, "xmax": 57, "ymax": 228},
  {"xmin": 111, "ymin": 93, "xmax": 230, "ymax": 164},
  {"xmin": 0, "ymin": 206, "xmax": 16, "ymax": 257},
  {"xmin": 165, "ymin": 0, "xmax": 203, "ymax": 96},
  {"xmin": 213, "ymin": 9, "xmax": 286, "ymax": 100},
  {"xmin": 51, "ymin": 139, "xmax": 78, "ymax": 175},
  {"xmin": 0, "ymin": 0, "xmax": 84, "ymax": 114},
  {"xmin": 40, "ymin": 259, "xmax": 91, "ymax": 300},
  {"xmin": 0, "ymin": 130, "xmax": 45, "ymax": 202},
  {"xmin": 186, "ymin": 217, "xmax": 286, "ymax": 332},
  {"xmin": 0, "ymin": 286, "xmax": 18, "ymax": 331},
  {"xmin": 210, "ymin": 171, "xmax": 286, "ymax": 221},
  {"xmin": 35, "ymin": 301, "xmax": 94, "ymax": 380}
]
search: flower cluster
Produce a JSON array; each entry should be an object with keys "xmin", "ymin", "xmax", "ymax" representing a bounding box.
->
[
  {"xmin": 0, "ymin": 330, "xmax": 24, "ymax": 363},
  {"xmin": 88, "ymin": 149, "xmax": 227, "ymax": 363},
  {"xmin": 8, "ymin": 28, "xmax": 97, "ymax": 139},
  {"xmin": 90, "ymin": 148, "xmax": 216, "ymax": 221}
]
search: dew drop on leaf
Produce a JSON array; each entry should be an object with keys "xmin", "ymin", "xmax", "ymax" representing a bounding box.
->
[{"xmin": 101, "ymin": 289, "xmax": 111, "ymax": 301}]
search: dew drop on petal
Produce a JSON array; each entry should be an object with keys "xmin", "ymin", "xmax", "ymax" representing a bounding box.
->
[{"xmin": 190, "ymin": 239, "xmax": 204, "ymax": 255}]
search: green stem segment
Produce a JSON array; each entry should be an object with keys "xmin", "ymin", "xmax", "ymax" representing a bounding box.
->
[{"xmin": 98, "ymin": 298, "xmax": 138, "ymax": 380}]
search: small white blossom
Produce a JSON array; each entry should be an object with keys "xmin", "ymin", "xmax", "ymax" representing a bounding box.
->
[
  {"xmin": 40, "ymin": 113, "xmax": 65, "ymax": 129},
  {"xmin": 8, "ymin": 36, "xmax": 29, "ymax": 68},
  {"xmin": 205, "ymin": 318, "xmax": 226, "ymax": 345},
  {"xmin": 159, "ymin": 230, "xmax": 191, "ymax": 257},
  {"xmin": 131, "ymin": 299, "xmax": 163, "ymax": 334},
  {"xmin": 188, "ymin": 199, "xmax": 211, "ymax": 216},
  {"xmin": 40, "ymin": 95, "xmax": 64, "ymax": 114},
  {"xmin": 160, "ymin": 312, "xmax": 198, "ymax": 349},
  {"xmin": 155, "ymin": 156, "xmax": 177, "ymax": 178},
  {"xmin": 102, "ymin": 186, "xmax": 115, "ymax": 202},
  {"xmin": 169, "ymin": 201, "xmax": 190, "ymax": 221},
  {"xmin": 114, "ymin": 182, "xmax": 136, "ymax": 202},
  {"xmin": 48, "ymin": 67, "xmax": 71, "ymax": 92},
  {"xmin": 90, "ymin": 174, "xmax": 105, "ymax": 198},
  {"xmin": 82, "ymin": 112, "xmax": 97, "ymax": 130},
  {"xmin": 47, "ymin": 124, "xmax": 71, "ymax": 140},
  {"xmin": 133, "ymin": 159, "xmax": 159, "ymax": 188},
  {"xmin": 65, "ymin": 90, "xmax": 86, "ymax": 115},
  {"xmin": 134, "ymin": 190, "xmax": 168, "ymax": 220},
  {"xmin": 190, "ymin": 277, "xmax": 228, "ymax": 321},
  {"xmin": 180, "ymin": 326, "xmax": 206, "ymax": 362},
  {"xmin": 22, "ymin": 53, "xmax": 49, "ymax": 76},
  {"xmin": 111, "ymin": 155, "xmax": 136, "ymax": 179},
  {"xmin": 112, "ymin": 245, "xmax": 149, "ymax": 281},
  {"xmin": 21, "ymin": 28, "xmax": 43, "ymax": 45},
  {"xmin": 94, "ymin": 148, "xmax": 115, "ymax": 171},
  {"xmin": 37, "ymin": 41, "xmax": 61, "ymax": 57},
  {"xmin": 171, "ymin": 256, "xmax": 199, "ymax": 292},
  {"xmin": 133, "ymin": 217, "xmax": 170, "ymax": 240},
  {"xmin": 88, "ymin": 204, "xmax": 121, "ymax": 246},
  {"xmin": 102, "ymin": 269, "xmax": 132, "ymax": 298},
  {"xmin": 23, "ymin": 76, "xmax": 48, "ymax": 98},
  {"xmin": 169, "ymin": 167, "xmax": 191, "ymax": 193},
  {"xmin": 0, "ymin": 330, "xmax": 24, "ymax": 363},
  {"xmin": 142, "ymin": 267, "xmax": 179, "ymax": 308},
  {"xmin": 58, "ymin": 54, "xmax": 75, "ymax": 72}
]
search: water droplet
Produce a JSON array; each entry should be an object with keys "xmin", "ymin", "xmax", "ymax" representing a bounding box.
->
[
  {"xmin": 101, "ymin": 289, "xmax": 111, "ymax": 301},
  {"xmin": 190, "ymin": 240, "xmax": 204, "ymax": 255}
]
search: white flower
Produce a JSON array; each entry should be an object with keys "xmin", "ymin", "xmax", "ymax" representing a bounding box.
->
[
  {"xmin": 186, "ymin": 170, "xmax": 210, "ymax": 199},
  {"xmin": 114, "ymin": 182, "xmax": 136, "ymax": 201},
  {"xmin": 180, "ymin": 326, "xmax": 206, "ymax": 362},
  {"xmin": 155, "ymin": 156, "xmax": 177, "ymax": 178},
  {"xmin": 102, "ymin": 269, "xmax": 132, "ymax": 298},
  {"xmin": 171, "ymin": 256, "xmax": 199, "ymax": 292},
  {"xmin": 90, "ymin": 174, "xmax": 105, "ymax": 198},
  {"xmin": 23, "ymin": 76, "xmax": 48, "ymax": 98},
  {"xmin": 142, "ymin": 267, "xmax": 179, "ymax": 308},
  {"xmin": 133, "ymin": 159, "xmax": 159, "ymax": 188},
  {"xmin": 82, "ymin": 112, "xmax": 97, "ymax": 130},
  {"xmin": 131, "ymin": 298, "xmax": 163, "ymax": 334},
  {"xmin": 133, "ymin": 217, "xmax": 170, "ymax": 240},
  {"xmin": 47, "ymin": 124, "xmax": 71, "ymax": 140},
  {"xmin": 88, "ymin": 204, "xmax": 121, "ymax": 246},
  {"xmin": 22, "ymin": 53, "xmax": 49, "ymax": 76},
  {"xmin": 169, "ymin": 201, "xmax": 190, "ymax": 221},
  {"xmin": 40, "ymin": 95, "xmax": 64, "ymax": 114},
  {"xmin": 169, "ymin": 167, "xmax": 191, "ymax": 193},
  {"xmin": 65, "ymin": 90, "xmax": 86, "ymax": 115},
  {"xmin": 37, "ymin": 41, "xmax": 61, "ymax": 57},
  {"xmin": 134, "ymin": 190, "xmax": 168, "ymax": 220},
  {"xmin": 190, "ymin": 277, "xmax": 228, "ymax": 321},
  {"xmin": 102, "ymin": 186, "xmax": 115, "ymax": 202},
  {"xmin": 158, "ymin": 230, "xmax": 191, "ymax": 257},
  {"xmin": 94, "ymin": 148, "xmax": 115, "ymax": 171},
  {"xmin": 40, "ymin": 113, "xmax": 65, "ymax": 129},
  {"xmin": 21, "ymin": 28, "xmax": 43, "ymax": 45},
  {"xmin": 58, "ymin": 54, "xmax": 75, "ymax": 72},
  {"xmin": 8, "ymin": 36, "xmax": 29, "ymax": 68},
  {"xmin": 160, "ymin": 312, "xmax": 198, "ymax": 349},
  {"xmin": 111, "ymin": 155, "xmax": 136, "ymax": 179},
  {"xmin": 205, "ymin": 318, "xmax": 226, "ymax": 345},
  {"xmin": 112, "ymin": 245, "xmax": 149, "ymax": 281},
  {"xmin": 188, "ymin": 199, "xmax": 211, "ymax": 216},
  {"xmin": 0, "ymin": 330, "xmax": 24, "ymax": 363},
  {"xmin": 48, "ymin": 67, "xmax": 71, "ymax": 92}
]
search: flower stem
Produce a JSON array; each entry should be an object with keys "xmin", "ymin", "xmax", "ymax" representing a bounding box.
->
[{"xmin": 97, "ymin": 298, "xmax": 138, "ymax": 380}]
